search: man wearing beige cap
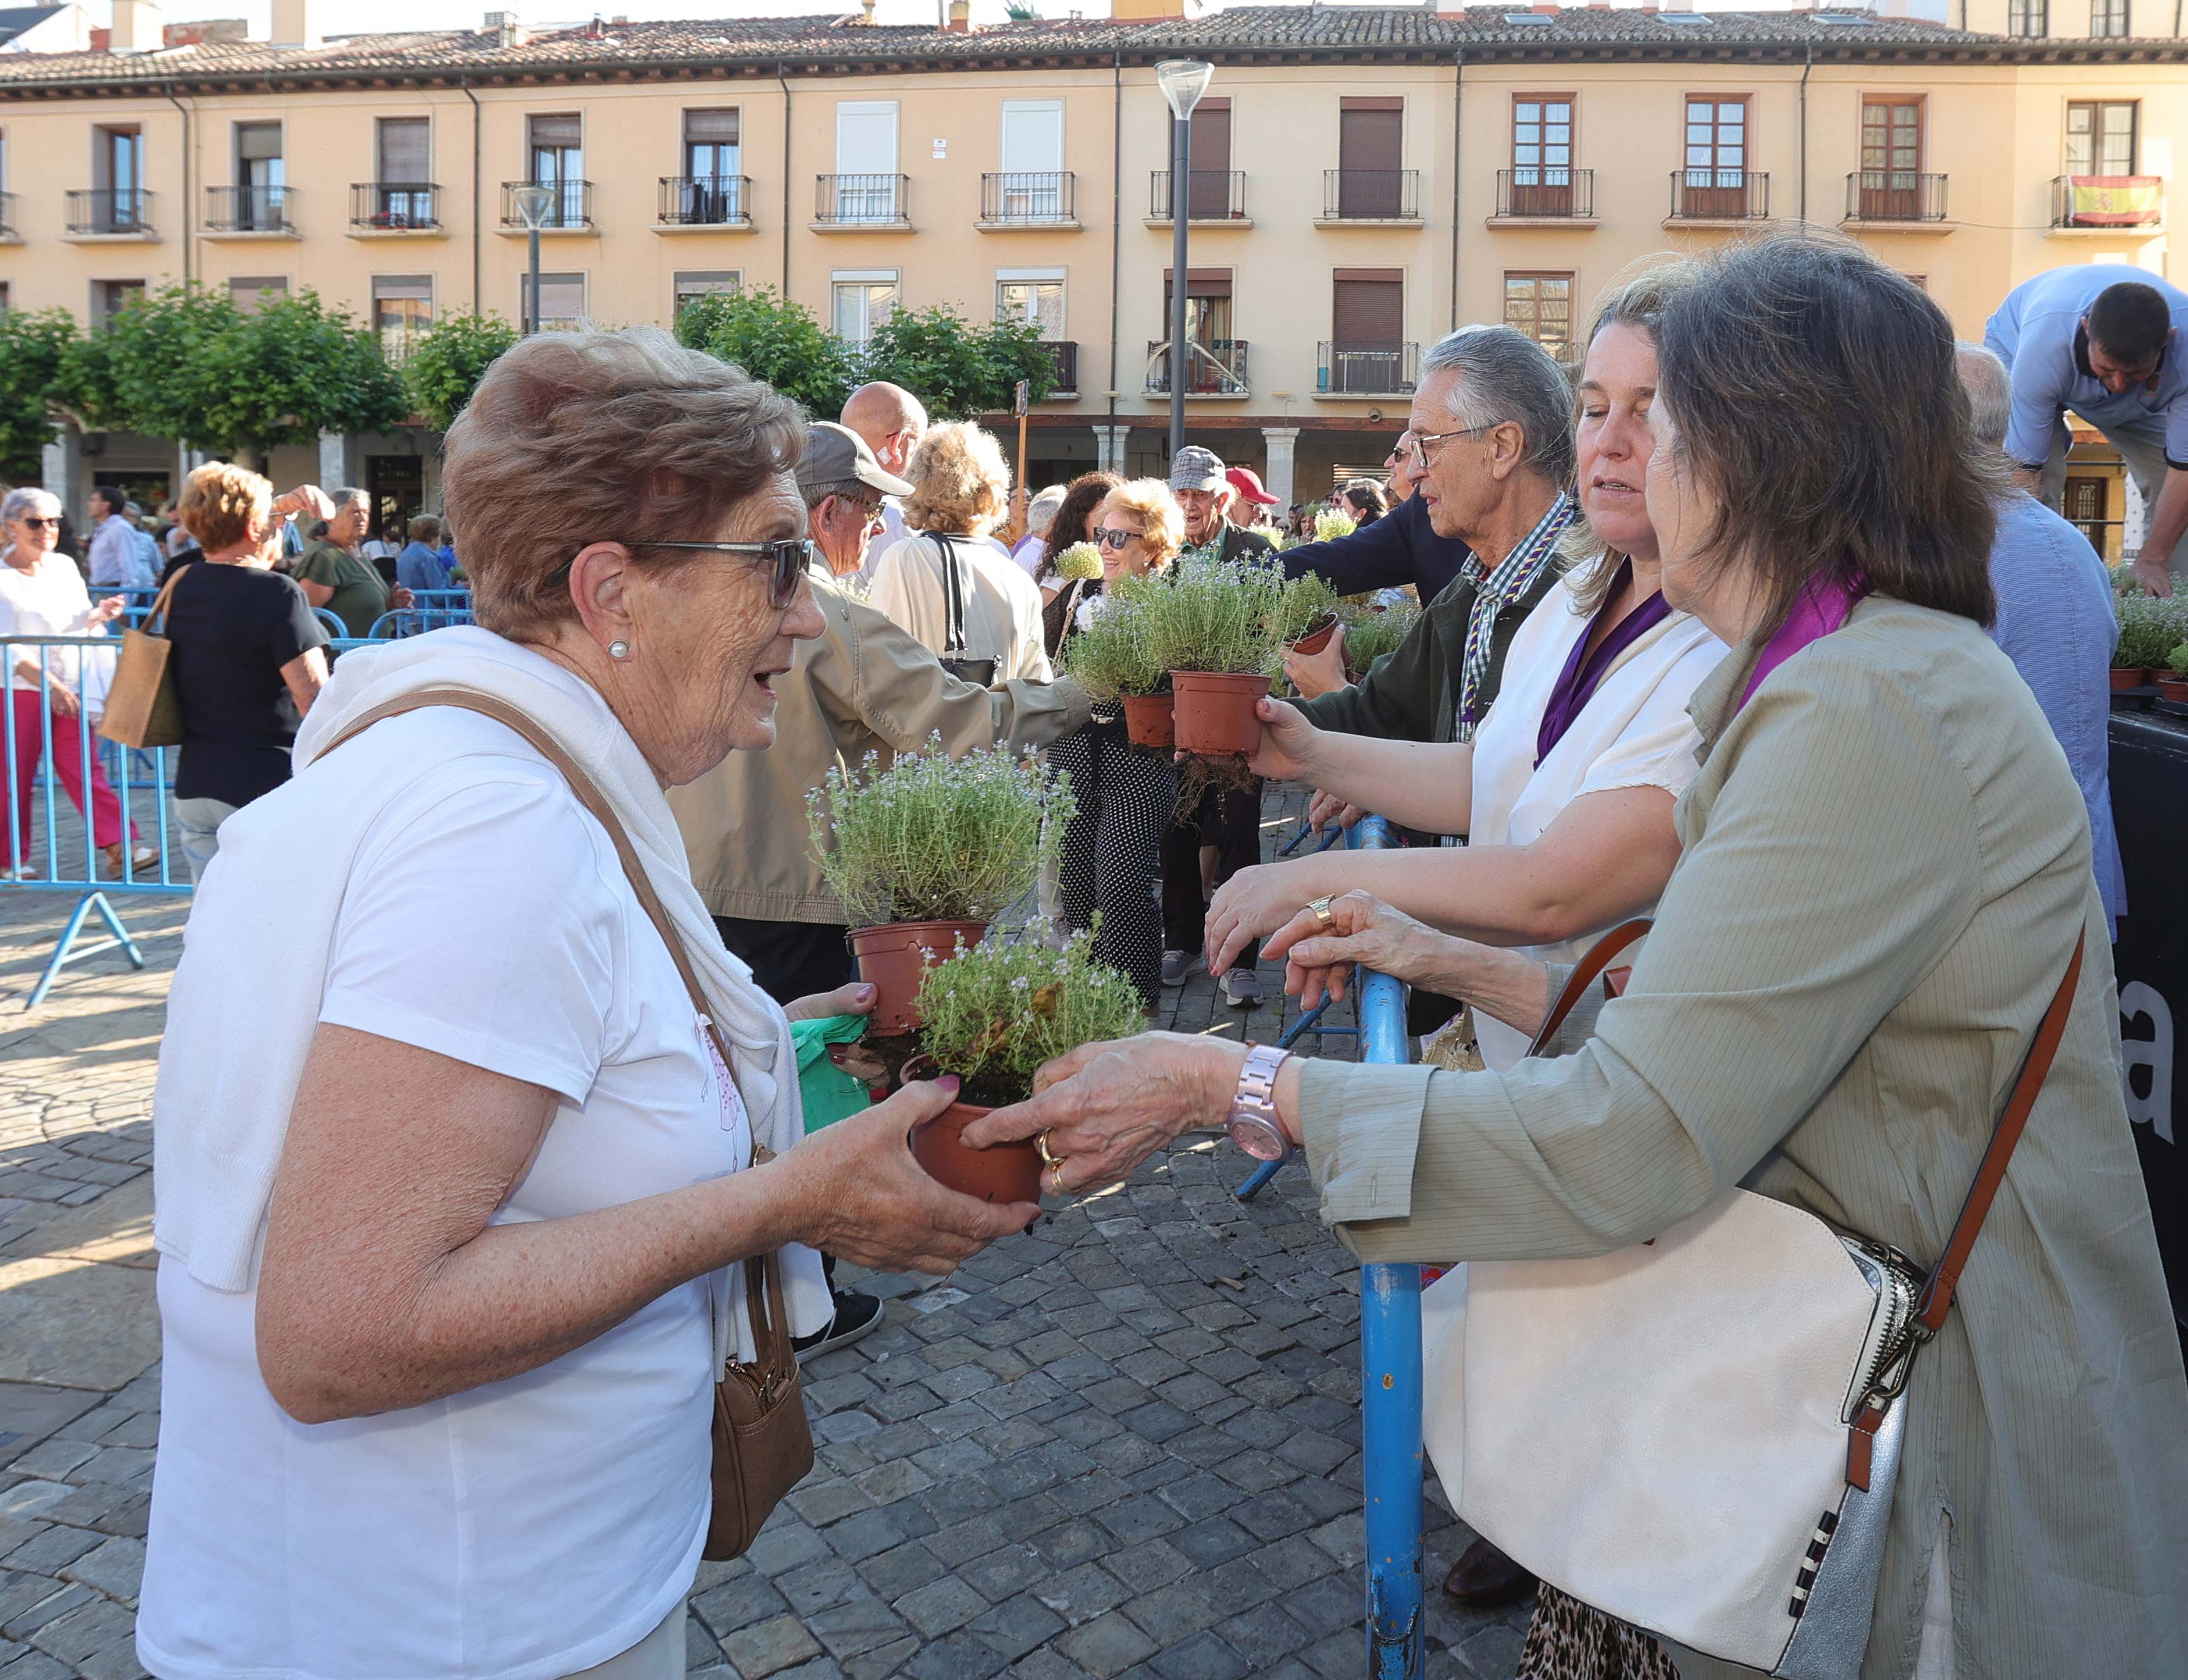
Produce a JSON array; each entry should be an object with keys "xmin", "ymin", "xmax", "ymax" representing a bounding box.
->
[{"xmin": 1169, "ymin": 445, "xmax": 1275, "ymax": 567}]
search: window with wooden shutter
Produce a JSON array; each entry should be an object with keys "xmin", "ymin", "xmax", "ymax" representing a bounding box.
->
[
  {"xmin": 1162, "ymin": 267, "xmax": 1233, "ymax": 344},
  {"xmin": 1330, "ymin": 270, "xmax": 1404, "ymax": 395},
  {"xmin": 1503, "ymin": 272, "xmax": 1573, "ymax": 360},
  {"xmin": 376, "ymin": 117, "xmax": 428, "ymax": 184},
  {"xmin": 683, "ymin": 108, "xmax": 740, "ymax": 183},
  {"xmin": 1511, "ymin": 97, "xmax": 1574, "ymax": 215},
  {"xmin": 1183, "ymin": 97, "xmax": 1231, "ymax": 219},
  {"xmin": 1858, "ymin": 99, "xmax": 1922, "ymax": 219},
  {"xmin": 1681, "ymin": 96, "xmax": 1749, "ymax": 216},
  {"xmin": 1338, "ymin": 97, "xmax": 1403, "ymax": 218}
]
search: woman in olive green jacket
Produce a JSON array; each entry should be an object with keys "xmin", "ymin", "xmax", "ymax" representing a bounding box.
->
[{"xmin": 968, "ymin": 236, "xmax": 2188, "ymax": 1679}]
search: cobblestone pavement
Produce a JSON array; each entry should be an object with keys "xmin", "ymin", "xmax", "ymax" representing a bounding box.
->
[{"xmin": 0, "ymin": 792, "xmax": 1535, "ymax": 1680}]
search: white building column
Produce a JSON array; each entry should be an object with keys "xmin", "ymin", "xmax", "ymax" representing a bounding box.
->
[
  {"xmin": 1261, "ymin": 427, "xmax": 1301, "ymax": 509},
  {"xmin": 318, "ymin": 430, "xmax": 357, "ymax": 492},
  {"xmin": 2126, "ymin": 471, "xmax": 2149, "ymax": 561},
  {"xmin": 41, "ymin": 426, "xmax": 81, "ymax": 510},
  {"xmin": 1092, "ymin": 424, "xmax": 1132, "ymax": 476}
]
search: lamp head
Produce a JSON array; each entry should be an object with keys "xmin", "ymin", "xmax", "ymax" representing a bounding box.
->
[
  {"xmin": 1156, "ymin": 59, "xmax": 1215, "ymax": 121},
  {"xmin": 512, "ymin": 183, "xmax": 556, "ymax": 229}
]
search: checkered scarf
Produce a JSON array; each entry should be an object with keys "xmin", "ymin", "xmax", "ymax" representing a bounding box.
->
[{"xmin": 1455, "ymin": 491, "xmax": 1574, "ymax": 742}]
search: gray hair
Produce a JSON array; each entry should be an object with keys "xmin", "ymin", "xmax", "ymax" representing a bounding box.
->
[
  {"xmin": 332, "ymin": 486, "xmax": 371, "ymax": 512},
  {"xmin": 1026, "ymin": 484, "xmax": 1067, "ymax": 537},
  {"xmin": 1420, "ymin": 325, "xmax": 1578, "ymax": 489},
  {"xmin": 1954, "ymin": 342, "xmax": 2012, "ymax": 451},
  {"xmin": 1, "ymin": 487, "xmax": 60, "ymax": 525},
  {"xmin": 801, "ymin": 476, "xmax": 873, "ymax": 511}
]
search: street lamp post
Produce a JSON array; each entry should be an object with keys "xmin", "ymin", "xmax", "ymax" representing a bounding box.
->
[
  {"xmin": 1156, "ymin": 60, "xmax": 1214, "ymax": 464},
  {"xmin": 511, "ymin": 184, "xmax": 556, "ymax": 335}
]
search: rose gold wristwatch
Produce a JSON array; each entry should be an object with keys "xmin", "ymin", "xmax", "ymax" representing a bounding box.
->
[{"xmin": 1226, "ymin": 1043, "xmax": 1295, "ymax": 1162}]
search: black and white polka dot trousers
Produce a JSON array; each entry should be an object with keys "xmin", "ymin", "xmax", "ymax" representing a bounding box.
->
[{"xmin": 1051, "ymin": 712, "xmax": 1177, "ymax": 1007}]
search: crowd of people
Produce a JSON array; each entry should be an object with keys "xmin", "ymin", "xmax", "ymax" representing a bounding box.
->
[{"xmin": 0, "ymin": 226, "xmax": 2178, "ymax": 1680}]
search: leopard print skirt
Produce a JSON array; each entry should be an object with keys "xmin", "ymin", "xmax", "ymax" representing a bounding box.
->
[{"xmin": 1517, "ymin": 1585, "xmax": 1682, "ymax": 1680}]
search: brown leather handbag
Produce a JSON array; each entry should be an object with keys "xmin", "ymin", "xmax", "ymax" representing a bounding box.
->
[{"xmin": 325, "ymin": 687, "xmax": 815, "ymax": 1561}]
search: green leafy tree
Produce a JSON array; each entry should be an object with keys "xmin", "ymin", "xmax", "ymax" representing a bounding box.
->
[
  {"xmin": 861, "ymin": 303, "xmax": 1056, "ymax": 419},
  {"xmin": 403, "ymin": 313, "xmax": 520, "ymax": 432},
  {"xmin": 0, "ymin": 309, "xmax": 81, "ymax": 484},
  {"xmin": 674, "ymin": 287, "xmax": 857, "ymax": 417}
]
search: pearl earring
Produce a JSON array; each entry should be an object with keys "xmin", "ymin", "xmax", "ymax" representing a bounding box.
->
[{"xmin": 608, "ymin": 639, "xmax": 631, "ymax": 660}]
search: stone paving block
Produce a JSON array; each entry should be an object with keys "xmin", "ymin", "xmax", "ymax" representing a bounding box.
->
[
  {"xmin": 893, "ymin": 1575, "xmax": 987, "ymax": 1640},
  {"xmin": 968, "ymin": 1590, "xmax": 1064, "ymax": 1664},
  {"xmin": 845, "ymin": 1636, "xmax": 919, "ymax": 1680},
  {"xmin": 1457, "ymin": 1617, "xmax": 1529, "ymax": 1680},
  {"xmin": 743, "ymin": 1519, "xmax": 831, "ymax": 1579},
  {"xmin": 0, "ymin": 1445, "xmax": 90, "ymax": 1484},
  {"xmin": 0, "ymin": 1526, "xmax": 97, "ymax": 1579},
  {"xmin": 0, "ymin": 1489, "xmax": 72, "ymax": 1526},
  {"xmin": 1119, "ymin": 1582, "xmax": 1222, "ymax": 1646},
  {"xmin": 1029, "ymin": 1561, "xmax": 1124, "ymax": 1629},
  {"xmin": 65, "ymin": 1640, "xmax": 144, "ymax": 1680},
  {"xmin": 855, "ymin": 1540, "xmax": 946, "ymax": 1603},
  {"xmin": 901, "ymin": 1628, "xmax": 1009, "ymax": 1680},
  {"xmin": 955, "ymin": 1544, "xmax": 1045, "ymax": 1605},
  {"xmin": 1053, "ymin": 1610, "xmax": 1155, "ymax": 1679},
  {"xmin": 820, "ymin": 1507, "xmax": 911, "ymax": 1565},
  {"xmin": 775, "ymin": 1556, "xmax": 866, "ymax": 1620},
  {"xmin": 691, "ymin": 1571, "xmax": 790, "ymax": 1637},
  {"xmin": 720, "ymin": 1613, "xmax": 824, "ymax": 1679},
  {"xmin": 807, "ymin": 1594, "xmax": 910, "ymax": 1662},
  {"xmin": 0, "ymin": 1649, "xmax": 72, "ymax": 1680},
  {"xmin": 1167, "ymin": 1515, "xmax": 1257, "ymax": 1570},
  {"xmin": 25, "ymin": 1597, "xmax": 133, "ymax": 1665},
  {"xmin": 1004, "ymin": 1649, "xmax": 1083, "ymax": 1680},
  {"xmin": 1099, "ymin": 1538, "xmax": 1192, "ymax": 1597},
  {"xmin": 1147, "ymin": 1631, "xmax": 1249, "ymax": 1680}
]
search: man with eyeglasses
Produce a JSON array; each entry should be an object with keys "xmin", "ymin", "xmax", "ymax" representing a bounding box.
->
[{"xmin": 1274, "ymin": 427, "xmax": 1470, "ymax": 605}]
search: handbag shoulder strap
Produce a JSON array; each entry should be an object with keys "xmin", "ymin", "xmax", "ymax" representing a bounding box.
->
[
  {"xmin": 1526, "ymin": 918, "xmax": 1652, "ymax": 1059},
  {"xmin": 932, "ymin": 534, "xmax": 967, "ymax": 658},
  {"xmin": 1913, "ymin": 932, "xmax": 2085, "ymax": 1333},
  {"xmin": 144, "ymin": 562, "xmax": 191, "ymax": 635},
  {"xmin": 320, "ymin": 687, "xmax": 794, "ymax": 1369}
]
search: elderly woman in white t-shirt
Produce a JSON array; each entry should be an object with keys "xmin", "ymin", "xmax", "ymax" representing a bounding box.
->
[
  {"xmin": 1203, "ymin": 266, "xmax": 1722, "ymax": 1055},
  {"xmin": 868, "ymin": 420, "xmax": 1051, "ymax": 682},
  {"xmin": 137, "ymin": 329, "xmax": 1035, "ymax": 1680}
]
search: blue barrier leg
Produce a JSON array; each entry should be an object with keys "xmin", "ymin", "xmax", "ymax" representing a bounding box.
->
[
  {"xmin": 1235, "ymin": 1158, "xmax": 1284, "ymax": 1202},
  {"xmin": 1279, "ymin": 817, "xmax": 1315, "ymax": 857},
  {"xmin": 25, "ymin": 891, "xmax": 143, "ymax": 1010}
]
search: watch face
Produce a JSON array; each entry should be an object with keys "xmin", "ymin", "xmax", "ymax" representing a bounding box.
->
[{"xmin": 1228, "ymin": 1115, "xmax": 1288, "ymax": 1162}]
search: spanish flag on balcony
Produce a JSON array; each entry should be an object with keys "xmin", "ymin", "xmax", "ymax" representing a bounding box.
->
[{"xmin": 2069, "ymin": 175, "xmax": 2164, "ymax": 227}]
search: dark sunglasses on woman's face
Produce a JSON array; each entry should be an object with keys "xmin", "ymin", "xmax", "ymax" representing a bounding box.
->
[
  {"xmin": 547, "ymin": 537, "xmax": 813, "ymax": 610},
  {"xmin": 1092, "ymin": 526, "xmax": 1143, "ymax": 551},
  {"xmin": 16, "ymin": 516, "xmax": 57, "ymax": 530}
]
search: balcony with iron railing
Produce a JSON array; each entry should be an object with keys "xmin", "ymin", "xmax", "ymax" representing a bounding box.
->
[
  {"xmin": 378, "ymin": 326, "xmax": 426, "ymax": 367},
  {"xmin": 979, "ymin": 171, "xmax": 1078, "ymax": 228},
  {"xmin": 65, "ymin": 188, "xmax": 153, "ymax": 237},
  {"xmin": 1318, "ymin": 341, "xmax": 1419, "ymax": 398},
  {"xmin": 813, "ymin": 173, "xmax": 911, "ymax": 229},
  {"xmin": 1039, "ymin": 341, "xmax": 1079, "ymax": 396},
  {"xmin": 1148, "ymin": 171, "xmax": 1248, "ymax": 225},
  {"xmin": 2052, "ymin": 174, "xmax": 2163, "ymax": 231},
  {"xmin": 204, "ymin": 184, "xmax": 298, "ymax": 235},
  {"xmin": 349, "ymin": 182, "xmax": 441, "ymax": 233},
  {"xmin": 1490, "ymin": 168, "xmax": 1597, "ymax": 225},
  {"xmin": 1667, "ymin": 169, "xmax": 1770, "ymax": 223},
  {"xmin": 657, "ymin": 174, "xmax": 752, "ymax": 228},
  {"xmin": 1842, "ymin": 172, "xmax": 1950, "ymax": 227},
  {"xmin": 1145, "ymin": 339, "xmax": 1249, "ymax": 398},
  {"xmin": 0, "ymin": 192, "xmax": 17, "ymax": 243},
  {"xmin": 1320, "ymin": 169, "xmax": 1421, "ymax": 224},
  {"xmin": 501, "ymin": 179, "xmax": 593, "ymax": 231}
]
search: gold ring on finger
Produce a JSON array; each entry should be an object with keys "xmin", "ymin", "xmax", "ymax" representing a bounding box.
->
[
  {"xmin": 1048, "ymin": 1159, "xmax": 1069, "ymax": 1197},
  {"xmin": 1308, "ymin": 894, "xmax": 1336, "ymax": 932},
  {"xmin": 1036, "ymin": 1129, "xmax": 1064, "ymax": 1169}
]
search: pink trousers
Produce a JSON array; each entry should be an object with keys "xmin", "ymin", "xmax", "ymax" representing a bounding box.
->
[{"xmin": 6, "ymin": 687, "xmax": 129, "ymax": 870}]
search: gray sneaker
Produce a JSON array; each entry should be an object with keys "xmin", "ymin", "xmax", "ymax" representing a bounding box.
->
[
  {"xmin": 1220, "ymin": 968, "xmax": 1265, "ymax": 1009},
  {"xmin": 1160, "ymin": 949, "xmax": 1196, "ymax": 986}
]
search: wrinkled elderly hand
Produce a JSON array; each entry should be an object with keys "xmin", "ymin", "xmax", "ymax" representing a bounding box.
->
[
  {"xmin": 1206, "ymin": 861, "xmax": 1322, "ymax": 974},
  {"xmin": 89, "ymin": 595, "xmax": 127, "ymax": 628},
  {"xmin": 958, "ymin": 1033, "xmax": 1247, "ymax": 1196},
  {"xmin": 1306, "ymin": 789, "xmax": 1363, "ymax": 833},
  {"xmin": 777, "ymin": 1078, "xmax": 1036, "ymax": 1273},
  {"xmin": 1281, "ymin": 626, "xmax": 1349, "ymax": 701},
  {"xmin": 783, "ymin": 980, "xmax": 877, "ymax": 1023},
  {"xmin": 1264, "ymin": 890, "xmax": 1445, "ymax": 1011},
  {"xmin": 1242, "ymin": 696, "xmax": 1327, "ymax": 785},
  {"xmin": 274, "ymin": 484, "xmax": 336, "ymax": 524}
]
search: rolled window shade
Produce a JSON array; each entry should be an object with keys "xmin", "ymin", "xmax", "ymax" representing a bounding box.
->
[
  {"xmin": 683, "ymin": 108, "xmax": 740, "ymax": 142},
  {"xmin": 377, "ymin": 117, "xmax": 429, "ymax": 181},
  {"xmin": 528, "ymin": 113, "xmax": 582, "ymax": 147},
  {"xmin": 373, "ymin": 275, "xmax": 433, "ymax": 301},
  {"xmin": 235, "ymin": 122, "xmax": 282, "ymax": 161}
]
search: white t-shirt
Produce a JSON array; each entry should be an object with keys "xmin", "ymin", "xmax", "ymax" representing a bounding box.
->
[
  {"xmin": 867, "ymin": 531, "xmax": 1053, "ymax": 682},
  {"xmin": 1466, "ymin": 573, "xmax": 1726, "ymax": 1069},
  {"xmin": 0, "ymin": 550, "xmax": 113, "ymax": 704},
  {"xmin": 138, "ymin": 712, "xmax": 748, "ymax": 1680},
  {"xmin": 852, "ymin": 500, "xmax": 1012, "ymax": 589}
]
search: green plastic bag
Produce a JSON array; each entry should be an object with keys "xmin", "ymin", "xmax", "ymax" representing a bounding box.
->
[{"xmin": 791, "ymin": 1014, "xmax": 875, "ymax": 1134}]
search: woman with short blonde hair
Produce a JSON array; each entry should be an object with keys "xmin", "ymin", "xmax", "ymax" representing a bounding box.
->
[
  {"xmin": 868, "ymin": 420, "xmax": 1048, "ymax": 680},
  {"xmin": 176, "ymin": 459, "xmax": 273, "ymax": 554},
  {"xmin": 138, "ymin": 329, "xmax": 1032, "ymax": 1680}
]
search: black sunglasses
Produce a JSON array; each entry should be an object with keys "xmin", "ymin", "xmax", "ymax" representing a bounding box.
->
[
  {"xmin": 17, "ymin": 516, "xmax": 57, "ymax": 530},
  {"xmin": 548, "ymin": 538, "xmax": 813, "ymax": 609}
]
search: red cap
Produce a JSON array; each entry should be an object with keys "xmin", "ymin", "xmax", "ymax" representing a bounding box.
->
[{"xmin": 1226, "ymin": 466, "xmax": 1281, "ymax": 506}]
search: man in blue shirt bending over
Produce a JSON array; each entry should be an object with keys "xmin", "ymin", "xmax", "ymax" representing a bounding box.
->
[{"xmin": 1985, "ymin": 264, "xmax": 2188, "ymax": 597}]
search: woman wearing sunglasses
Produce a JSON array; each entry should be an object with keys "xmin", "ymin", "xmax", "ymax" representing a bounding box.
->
[
  {"xmin": 1048, "ymin": 478, "xmax": 1187, "ymax": 1008},
  {"xmin": 0, "ymin": 486, "xmax": 153, "ymax": 881},
  {"xmin": 138, "ymin": 329, "xmax": 1035, "ymax": 1680}
]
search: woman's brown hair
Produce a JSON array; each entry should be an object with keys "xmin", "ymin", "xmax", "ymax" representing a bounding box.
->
[
  {"xmin": 1037, "ymin": 471, "xmax": 1121, "ymax": 580},
  {"xmin": 1652, "ymin": 233, "xmax": 2000, "ymax": 635}
]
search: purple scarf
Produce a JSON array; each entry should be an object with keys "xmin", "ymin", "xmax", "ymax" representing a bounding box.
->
[
  {"xmin": 1535, "ymin": 560, "xmax": 1673, "ymax": 767},
  {"xmin": 1737, "ymin": 573, "xmax": 1868, "ymax": 712}
]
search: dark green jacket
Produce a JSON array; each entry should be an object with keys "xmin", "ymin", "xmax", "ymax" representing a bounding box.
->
[{"xmin": 1299, "ymin": 561, "xmax": 1561, "ymax": 746}]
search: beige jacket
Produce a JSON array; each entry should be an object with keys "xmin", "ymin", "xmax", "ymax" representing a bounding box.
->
[
  {"xmin": 669, "ymin": 564, "xmax": 1090, "ymax": 925},
  {"xmin": 1297, "ymin": 596, "xmax": 2188, "ymax": 1679}
]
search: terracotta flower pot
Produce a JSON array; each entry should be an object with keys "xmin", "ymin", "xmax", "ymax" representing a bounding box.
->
[
  {"xmin": 1170, "ymin": 670, "xmax": 1272, "ymax": 756},
  {"xmin": 2159, "ymin": 677, "xmax": 2188, "ymax": 703},
  {"xmin": 911, "ymin": 1101, "xmax": 1042, "ymax": 1205},
  {"xmin": 2112, "ymin": 666, "xmax": 2149, "ymax": 691},
  {"xmin": 1288, "ymin": 615, "xmax": 1338, "ymax": 658},
  {"xmin": 1121, "ymin": 690, "xmax": 1176, "ymax": 749},
  {"xmin": 849, "ymin": 919, "xmax": 989, "ymax": 1036}
]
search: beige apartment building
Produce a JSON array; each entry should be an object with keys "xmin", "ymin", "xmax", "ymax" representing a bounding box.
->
[{"xmin": 0, "ymin": 0, "xmax": 2180, "ymax": 553}]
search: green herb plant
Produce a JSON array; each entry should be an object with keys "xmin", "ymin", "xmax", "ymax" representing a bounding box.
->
[
  {"xmin": 914, "ymin": 922, "xmax": 1145, "ymax": 1104},
  {"xmin": 1338, "ymin": 598, "xmax": 1422, "ymax": 675},
  {"xmin": 1267, "ymin": 571, "xmax": 1341, "ymax": 648},
  {"xmin": 2169, "ymin": 641, "xmax": 2188, "ymax": 680},
  {"xmin": 2115, "ymin": 592, "xmax": 2185, "ymax": 670},
  {"xmin": 1053, "ymin": 541, "xmax": 1103, "ymax": 582},
  {"xmin": 1313, "ymin": 507, "xmax": 1358, "ymax": 544},
  {"xmin": 1060, "ymin": 583, "xmax": 1170, "ymax": 701},
  {"xmin": 807, "ymin": 742, "xmax": 1074, "ymax": 929},
  {"xmin": 1138, "ymin": 556, "xmax": 1286, "ymax": 677}
]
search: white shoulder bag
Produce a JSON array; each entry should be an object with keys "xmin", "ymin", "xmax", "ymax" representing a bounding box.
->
[{"xmin": 1422, "ymin": 920, "xmax": 2084, "ymax": 1680}]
